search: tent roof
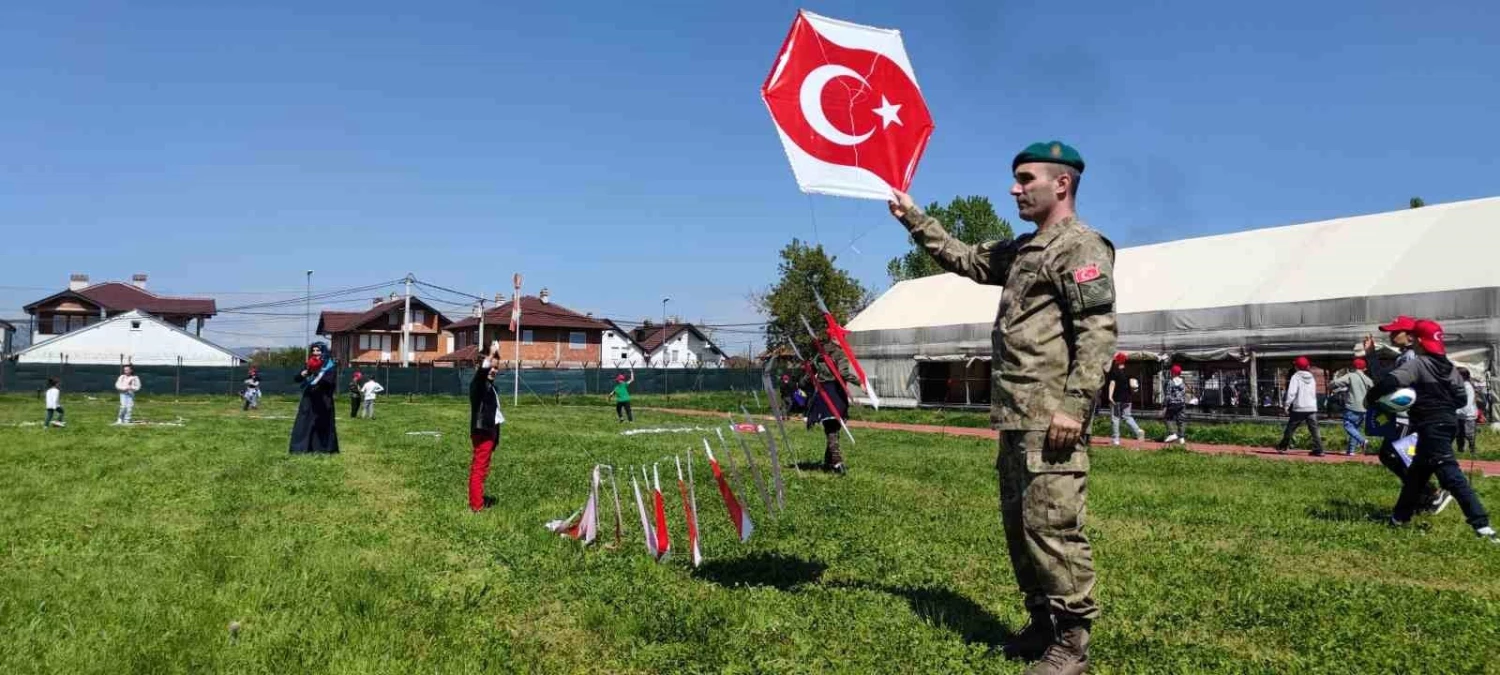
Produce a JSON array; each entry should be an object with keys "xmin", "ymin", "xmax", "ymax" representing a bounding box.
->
[{"xmin": 849, "ymin": 196, "xmax": 1500, "ymax": 332}]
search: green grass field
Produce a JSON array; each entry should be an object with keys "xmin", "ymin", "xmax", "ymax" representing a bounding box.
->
[{"xmin": 3, "ymin": 393, "xmax": 1498, "ymax": 674}]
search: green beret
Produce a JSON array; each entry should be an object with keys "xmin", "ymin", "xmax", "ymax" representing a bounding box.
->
[{"xmin": 1012, "ymin": 141, "xmax": 1085, "ymax": 173}]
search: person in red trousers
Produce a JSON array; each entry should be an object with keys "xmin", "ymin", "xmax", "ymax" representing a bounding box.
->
[{"xmin": 468, "ymin": 342, "xmax": 506, "ymax": 511}]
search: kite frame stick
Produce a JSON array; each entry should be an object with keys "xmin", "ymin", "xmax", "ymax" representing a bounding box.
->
[
  {"xmin": 602, "ymin": 465, "xmax": 623, "ymax": 548},
  {"xmin": 743, "ymin": 404, "xmax": 785, "ymax": 512},
  {"xmin": 787, "ymin": 337, "xmax": 855, "ymax": 444},
  {"xmin": 761, "ymin": 362, "xmax": 801, "ymax": 477},
  {"xmin": 730, "ymin": 415, "xmax": 775, "ymax": 517},
  {"xmin": 714, "ymin": 427, "xmax": 745, "ymax": 491}
]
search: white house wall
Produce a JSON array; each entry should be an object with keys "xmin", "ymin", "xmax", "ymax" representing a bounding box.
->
[
  {"xmin": 602, "ymin": 329, "xmax": 648, "ymax": 367},
  {"xmin": 647, "ymin": 331, "xmax": 725, "ymax": 368},
  {"xmin": 16, "ymin": 312, "xmax": 242, "ymax": 366}
]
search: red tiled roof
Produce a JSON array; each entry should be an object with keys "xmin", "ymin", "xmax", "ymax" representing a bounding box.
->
[
  {"xmin": 448, "ymin": 296, "xmax": 607, "ymax": 331},
  {"xmin": 434, "ymin": 344, "xmax": 480, "ymax": 362},
  {"xmin": 24, "ymin": 282, "xmax": 216, "ymax": 316},
  {"xmin": 317, "ymin": 298, "xmax": 451, "ymax": 335}
]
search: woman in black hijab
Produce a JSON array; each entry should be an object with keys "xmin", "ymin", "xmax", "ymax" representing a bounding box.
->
[{"xmin": 289, "ymin": 341, "xmax": 340, "ymax": 454}]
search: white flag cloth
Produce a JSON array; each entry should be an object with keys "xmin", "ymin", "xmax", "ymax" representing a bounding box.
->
[{"xmin": 545, "ymin": 465, "xmax": 599, "ymax": 544}]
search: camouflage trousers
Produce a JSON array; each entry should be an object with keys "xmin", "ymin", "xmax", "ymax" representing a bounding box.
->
[{"xmin": 998, "ymin": 430, "xmax": 1098, "ymax": 621}]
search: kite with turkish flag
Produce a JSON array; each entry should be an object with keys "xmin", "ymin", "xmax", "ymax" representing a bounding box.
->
[{"xmin": 762, "ymin": 10, "xmax": 934, "ymax": 200}]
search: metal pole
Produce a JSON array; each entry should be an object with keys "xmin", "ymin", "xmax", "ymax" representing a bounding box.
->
[
  {"xmin": 513, "ymin": 273, "xmax": 522, "ymax": 406},
  {"xmin": 662, "ymin": 297, "xmax": 670, "ymax": 394},
  {"xmin": 1248, "ymin": 351, "xmax": 1260, "ymax": 417},
  {"xmin": 305, "ymin": 270, "xmax": 313, "ymax": 354},
  {"xmin": 401, "ymin": 274, "xmax": 412, "ymax": 368},
  {"xmin": 477, "ymin": 299, "xmax": 485, "ymax": 364}
]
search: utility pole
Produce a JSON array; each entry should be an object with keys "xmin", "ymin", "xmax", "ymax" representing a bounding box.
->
[
  {"xmin": 401, "ymin": 273, "xmax": 413, "ymax": 368},
  {"xmin": 513, "ymin": 273, "xmax": 522, "ymax": 406},
  {"xmin": 476, "ymin": 298, "xmax": 485, "ymax": 363},
  {"xmin": 304, "ymin": 270, "xmax": 314, "ymax": 354},
  {"xmin": 662, "ymin": 297, "xmax": 670, "ymax": 394}
]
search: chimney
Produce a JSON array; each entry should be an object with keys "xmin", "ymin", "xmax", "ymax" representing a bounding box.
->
[
  {"xmin": 130, "ymin": 274, "xmax": 148, "ymax": 289},
  {"xmin": 494, "ymin": 293, "xmax": 504, "ymax": 304},
  {"xmin": 388, "ymin": 292, "xmax": 397, "ymax": 302},
  {"xmin": 69, "ymin": 273, "xmax": 89, "ymax": 291},
  {"xmin": 373, "ymin": 297, "xmax": 385, "ymax": 306},
  {"xmin": 585, "ymin": 312, "xmax": 593, "ymax": 318},
  {"xmin": 539, "ymin": 288, "xmax": 551, "ymax": 304}
]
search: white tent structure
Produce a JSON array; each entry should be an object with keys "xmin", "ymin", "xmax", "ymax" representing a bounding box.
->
[
  {"xmin": 849, "ymin": 197, "xmax": 1500, "ymax": 408},
  {"xmin": 13, "ymin": 310, "xmax": 245, "ymax": 367}
]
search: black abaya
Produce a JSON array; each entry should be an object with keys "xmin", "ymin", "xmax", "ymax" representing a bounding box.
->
[{"xmin": 290, "ymin": 368, "xmax": 340, "ymax": 454}]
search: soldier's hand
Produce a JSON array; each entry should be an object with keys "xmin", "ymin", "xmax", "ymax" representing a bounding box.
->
[
  {"xmin": 1046, "ymin": 411, "xmax": 1083, "ymax": 452},
  {"xmin": 888, "ymin": 189, "xmax": 916, "ymax": 219}
]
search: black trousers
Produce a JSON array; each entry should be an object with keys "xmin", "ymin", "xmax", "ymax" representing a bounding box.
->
[
  {"xmin": 350, "ymin": 395, "xmax": 361, "ymax": 419},
  {"xmin": 1393, "ymin": 422, "xmax": 1490, "ymax": 529},
  {"xmin": 1277, "ymin": 411, "xmax": 1325, "ymax": 453},
  {"xmin": 615, "ymin": 401, "xmax": 633, "ymax": 421}
]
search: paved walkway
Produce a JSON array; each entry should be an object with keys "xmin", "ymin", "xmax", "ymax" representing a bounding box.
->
[{"xmin": 644, "ymin": 407, "xmax": 1500, "ymax": 477}]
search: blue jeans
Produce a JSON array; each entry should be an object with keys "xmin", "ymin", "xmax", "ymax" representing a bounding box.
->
[{"xmin": 1342, "ymin": 410, "xmax": 1367, "ymax": 454}]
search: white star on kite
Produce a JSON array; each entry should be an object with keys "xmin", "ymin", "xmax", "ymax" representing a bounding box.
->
[{"xmin": 872, "ymin": 95, "xmax": 903, "ymax": 129}]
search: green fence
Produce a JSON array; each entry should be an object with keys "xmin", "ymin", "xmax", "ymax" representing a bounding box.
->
[{"xmin": 0, "ymin": 361, "xmax": 775, "ymax": 398}]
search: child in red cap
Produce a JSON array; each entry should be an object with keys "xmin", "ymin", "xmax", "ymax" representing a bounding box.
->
[
  {"xmin": 1105, "ymin": 353, "xmax": 1144, "ymax": 444},
  {"xmin": 1276, "ymin": 356, "xmax": 1327, "ymax": 456},
  {"xmin": 1331, "ymin": 358, "xmax": 1373, "ymax": 455},
  {"xmin": 1363, "ymin": 318, "xmax": 1445, "ymax": 512},
  {"xmin": 606, "ymin": 368, "xmax": 635, "ymax": 422},
  {"xmin": 1162, "ymin": 364, "xmax": 1188, "ymax": 444},
  {"xmin": 1367, "ymin": 319, "xmax": 1496, "ymax": 543}
]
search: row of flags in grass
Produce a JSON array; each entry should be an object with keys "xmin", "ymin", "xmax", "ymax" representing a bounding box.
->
[{"xmin": 544, "ymin": 419, "xmax": 784, "ymax": 566}]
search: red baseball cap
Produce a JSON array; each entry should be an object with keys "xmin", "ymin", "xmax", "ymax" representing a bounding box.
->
[
  {"xmin": 1169, "ymin": 364, "xmax": 1182, "ymax": 376},
  {"xmin": 1412, "ymin": 319, "xmax": 1446, "ymax": 355},
  {"xmin": 1113, "ymin": 352, "xmax": 1127, "ymax": 364},
  {"xmin": 1378, "ymin": 315, "xmax": 1418, "ymax": 333},
  {"xmin": 616, "ymin": 374, "xmax": 627, "ymax": 382},
  {"xmin": 1353, "ymin": 358, "xmax": 1367, "ymax": 370},
  {"xmin": 1294, "ymin": 356, "xmax": 1310, "ymax": 370}
]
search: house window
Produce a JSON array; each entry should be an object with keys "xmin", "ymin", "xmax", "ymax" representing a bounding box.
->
[
  {"xmin": 412, "ymin": 309, "xmax": 426, "ymax": 325},
  {"xmin": 413, "ymin": 335, "xmax": 432, "ymax": 351},
  {"xmin": 51, "ymin": 315, "xmax": 65, "ymax": 334},
  {"xmin": 359, "ymin": 334, "xmax": 370, "ymax": 350},
  {"xmin": 569, "ymin": 331, "xmax": 586, "ymax": 349},
  {"xmin": 522, "ymin": 329, "xmax": 534, "ymax": 345}
]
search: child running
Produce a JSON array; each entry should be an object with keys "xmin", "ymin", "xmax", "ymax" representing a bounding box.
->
[{"xmin": 44, "ymin": 378, "xmax": 65, "ymax": 428}]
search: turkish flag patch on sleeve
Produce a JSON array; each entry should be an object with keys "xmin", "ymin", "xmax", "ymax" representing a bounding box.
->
[{"xmin": 1072, "ymin": 264, "xmax": 1101, "ymax": 284}]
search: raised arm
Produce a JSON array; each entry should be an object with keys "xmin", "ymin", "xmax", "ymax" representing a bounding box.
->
[{"xmin": 889, "ymin": 190, "xmax": 1018, "ymax": 286}]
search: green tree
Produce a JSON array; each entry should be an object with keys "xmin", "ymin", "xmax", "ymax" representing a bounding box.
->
[
  {"xmin": 250, "ymin": 346, "xmax": 309, "ymax": 368},
  {"xmin": 887, "ymin": 195, "xmax": 1013, "ymax": 283},
  {"xmin": 753, "ymin": 239, "xmax": 870, "ymax": 359},
  {"xmin": 1409, "ymin": 196, "xmax": 1425, "ymax": 209}
]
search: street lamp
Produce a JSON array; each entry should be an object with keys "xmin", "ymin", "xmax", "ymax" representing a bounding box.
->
[
  {"xmin": 661, "ymin": 297, "xmax": 670, "ymax": 393},
  {"xmin": 305, "ymin": 270, "xmax": 314, "ymax": 353}
]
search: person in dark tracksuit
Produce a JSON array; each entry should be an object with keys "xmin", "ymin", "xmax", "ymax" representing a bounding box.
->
[
  {"xmin": 1367, "ymin": 319, "xmax": 1497, "ymax": 544},
  {"xmin": 1363, "ymin": 318, "xmax": 1446, "ymax": 513},
  {"xmin": 468, "ymin": 344, "xmax": 505, "ymax": 512},
  {"xmin": 348, "ymin": 371, "xmax": 364, "ymax": 419}
]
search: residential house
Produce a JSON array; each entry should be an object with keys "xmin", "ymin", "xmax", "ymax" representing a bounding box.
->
[
  {"xmin": 317, "ymin": 295, "xmax": 454, "ymax": 365},
  {"xmin": 22, "ymin": 274, "xmax": 217, "ymax": 343},
  {"xmin": 439, "ymin": 291, "xmax": 607, "ymax": 367},
  {"xmin": 630, "ymin": 322, "xmax": 727, "ymax": 368},
  {"xmin": 13, "ymin": 310, "xmax": 244, "ymax": 366},
  {"xmin": 601, "ymin": 320, "xmax": 650, "ymax": 368},
  {"xmin": 0, "ymin": 318, "xmax": 14, "ymax": 357}
]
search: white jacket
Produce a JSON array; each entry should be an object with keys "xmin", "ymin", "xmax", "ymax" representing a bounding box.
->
[
  {"xmin": 1458, "ymin": 382, "xmax": 1478, "ymax": 419},
  {"xmin": 361, "ymin": 380, "xmax": 385, "ymax": 401},
  {"xmin": 115, "ymin": 375, "xmax": 141, "ymax": 394},
  {"xmin": 1284, "ymin": 370, "xmax": 1318, "ymax": 412},
  {"xmin": 45, "ymin": 387, "xmax": 61, "ymax": 409}
]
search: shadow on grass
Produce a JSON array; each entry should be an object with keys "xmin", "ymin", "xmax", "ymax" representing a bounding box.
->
[
  {"xmin": 831, "ymin": 581, "xmax": 1015, "ymax": 648},
  {"xmin": 692, "ymin": 552, "xmax": 827, "ymax": 590},
  {"xmin": 792, "ymin": 461, "xmax": 832, "ymax": 472},
  {"xmin": 1307, "ymin": 498, "xmax": 1389, "ymax": 523}
]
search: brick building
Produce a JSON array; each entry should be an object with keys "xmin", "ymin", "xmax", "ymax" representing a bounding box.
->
[
  {"xmin": 439, "ymin": 293, "xmax": 607, "ymax": 367},
  {"xmin": 317, "ymin": 296, "xmax": 454, "ymax": 365}
]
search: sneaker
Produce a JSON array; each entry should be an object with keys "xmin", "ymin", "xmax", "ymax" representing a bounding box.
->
[
  {"xmin": 1432, "ymin": 491, "xmax": 1455, "ymax": 515},
  {"xmin": 1164, "ymin": 434, "xmax": 1178, "ymax": 443},
  {"xmin": 1310, "ymin": 451, "xmax": 1326, "ymax": 457},
  {"xmin": 1276, "ymin": 446, "xmax": 1288, "ymax": 455},
  {"xmin": 1135, "ymin": 431, "xmax": 1145, "ymax": 442},
  {"xmin": 1176, "ymin": 437, "xmax": 1187, "ymax": 445},
  {"xmin": 52, "ymin": 421, "xmax": 66, "ymax": 428},
  {"xmin": 1110, "ymin": 437, "xmax": 1120, "ymax": 446},
  {"xmin": 1477, "ymin": 526, "xmax": 1499, "ymax": 544}
]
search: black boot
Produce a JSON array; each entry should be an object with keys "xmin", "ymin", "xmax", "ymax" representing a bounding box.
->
[
  {"xmin": 824, "ymin": 432, "xmax": 845, "ymax": 474},
  {"xmin": 1003, "ymin": 606, "xmax": 1053, "ymax": 661},
  {"xmin": 1025, "ymin": 618, "xmax": 1090, "ymax": 675}
]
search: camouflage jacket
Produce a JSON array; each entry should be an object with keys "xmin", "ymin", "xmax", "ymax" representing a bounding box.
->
[{"xmin": 900, "ymin": 207, "xmax": 1118, "ymax": 430}]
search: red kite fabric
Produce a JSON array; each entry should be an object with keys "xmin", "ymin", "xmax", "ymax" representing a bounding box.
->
[
  {"xmin": 704, "ymin": 441, "xmax": 753, "ymax": 543},
  {"xmin": 814, "ymin": 289, "xmax": 879, "ymax": 409},
  {"xmin": 762, "ymin": 10, "xmax": 933, "ymax": 200}
]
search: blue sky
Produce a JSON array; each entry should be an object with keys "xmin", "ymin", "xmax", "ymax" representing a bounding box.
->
[{"xmin": 3, "ymin": 1, "xmax": 1497, "ymax": 350}]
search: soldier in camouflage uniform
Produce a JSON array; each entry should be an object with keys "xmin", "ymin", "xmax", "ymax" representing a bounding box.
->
[{"xmin": 889, "ymin": 141, "xmax": 1116, "ymax": 675}]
